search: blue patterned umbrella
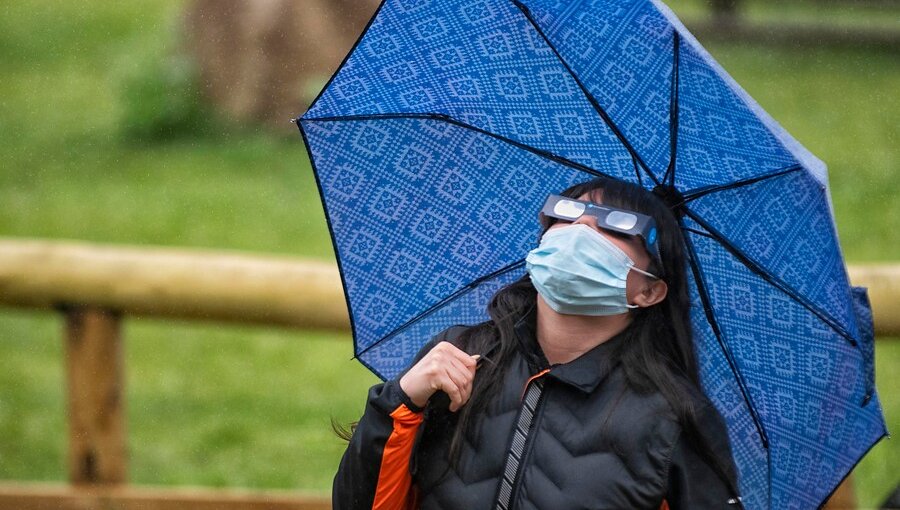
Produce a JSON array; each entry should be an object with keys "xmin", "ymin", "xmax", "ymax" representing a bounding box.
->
[{"xmin": 295, "ymin": 0, "xmax": 887, "ymax": 507}]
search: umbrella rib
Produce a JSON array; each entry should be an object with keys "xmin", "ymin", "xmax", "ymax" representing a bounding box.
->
[
  {"xmin": 511, "ymin": 0, "xmax": 660, "ymax": 188},
  {"xmin": 303, "ymin": 113, "xmax": 612, "ymax": 180},
  {"xmin": 681, "ymin": 225, "xmax": 770, "ymax": 449},
  {"xmin": 683, "ymin": 208, "xmax": 858, "ymax": 346},
  {"xmin": 662, "ymin": 32, "xmax": 681, "ymax": 186},
  {"xmin": 679, "ymin": 163, "xmax": 804, "ymax": 207},
  {"xmin": 353, "ymin": 259, "xmax": 527, "ymax": 360},
  {"xmin": 633, "ymin": 156, "xmax": 644, "ymax": 188},
  {"xmin": 680, "ymin": 226, "xmax": 714, "ymax": 239}
]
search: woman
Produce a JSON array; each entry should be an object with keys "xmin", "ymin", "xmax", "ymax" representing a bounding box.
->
[{"xmin": 333, "ymin": 177, "xmax": 744, "ymax": 509}]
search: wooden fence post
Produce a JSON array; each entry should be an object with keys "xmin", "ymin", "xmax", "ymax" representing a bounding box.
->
[
  {"xmin": 63, "ymin": 305, "xmax": 127, "ymax": 485},
  {"xmin": 824, "ymin": 478, "xmax": 856, "ymax": 510}
]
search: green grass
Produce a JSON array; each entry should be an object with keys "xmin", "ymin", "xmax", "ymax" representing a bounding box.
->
[
  {"xmin": 0, "ymin": 137, "xmax": 335, "ymax": 259},
  {"xmin": 0, "ymin": 0, "xmax": 897, "ymax": 506},
  {"xmin": 0, "ymin": 308, "xmax": 379, "ymax": 488},
  {"xmin": 123, "ymin": 318, "xmax": 377, "ymax": 489},
  {"xmin": 858, "ymin": 339, "xmax": 900, "ymax": 508}
]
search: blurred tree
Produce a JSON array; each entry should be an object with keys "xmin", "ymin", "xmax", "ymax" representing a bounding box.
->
[
  {"xmin": 184, "ymin": 0, "xmax": 379, "ymax": 127},
  {"xmin": 710, "ymin": 0, "xmax": 742, "ymax": 26}
]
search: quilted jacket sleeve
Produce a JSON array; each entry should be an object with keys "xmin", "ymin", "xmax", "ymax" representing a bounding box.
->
[
  {"xmin": 664, "ymin": 404, "xmax": 744, "ymax": 510},
  {"xmin": 332, "ymin": 326, "xmax": 468, "ymax": 510},
  {"xmin": 332, "ymin": 377, "xmax": 425, "ymax": 510}
]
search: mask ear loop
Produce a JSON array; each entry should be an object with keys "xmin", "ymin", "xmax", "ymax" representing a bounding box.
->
[
  {"xmin": 625, "ymin": 265, "xmax": 661, "ymax": 309},
  {"xmin": 631, "ymin": 265, "xmax": 660, "ymax": 280}
]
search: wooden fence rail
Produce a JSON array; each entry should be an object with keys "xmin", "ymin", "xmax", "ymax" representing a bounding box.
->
[
  {"xmin": 1, "ymin": 238, "xmax": 897, "ymax": 335},
  {"xmin": 0, "ymin": 237, "xmax": 897, "ymax": 509},
  {"xmin": 0, "ymin": 238, "xmax": 349, "ymax": 330},
  {"xmin": 0, "ymin": 483, "xmax": 330, "ymax": 510}
]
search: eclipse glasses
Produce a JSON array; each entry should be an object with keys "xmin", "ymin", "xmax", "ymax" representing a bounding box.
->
[{"xmin": 540, "ymin": 194, "xmax": 661, "ymax": 265}]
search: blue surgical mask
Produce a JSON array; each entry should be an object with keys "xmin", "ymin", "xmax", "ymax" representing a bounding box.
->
[{"xmin": 525, "ymin": 223, "xmax": 659, "ymax": 316}]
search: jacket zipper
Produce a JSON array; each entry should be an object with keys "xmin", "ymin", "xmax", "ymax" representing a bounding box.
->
[{"xmin": 494, "ymin": 376, "xmax": 548, "ymax": 510}]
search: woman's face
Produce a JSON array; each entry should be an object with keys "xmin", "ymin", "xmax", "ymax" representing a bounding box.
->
[{"xmin": 545, "ymin": 190, "xmax": 659, "ymax": 304}]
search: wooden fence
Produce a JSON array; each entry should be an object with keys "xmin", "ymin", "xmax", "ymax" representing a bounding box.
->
[{"xmin": 0, "ymin": 237, "xmax": 897, "ymax": 509}]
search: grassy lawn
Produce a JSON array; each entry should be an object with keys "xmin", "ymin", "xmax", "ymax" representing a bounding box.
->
[
  {"xmin": 0, "ymin": 0, "xmax": 897, "ymax": 506},
  {"xmin": 0, "ymin": 308, "xmax": 379, "ymax": 489}
]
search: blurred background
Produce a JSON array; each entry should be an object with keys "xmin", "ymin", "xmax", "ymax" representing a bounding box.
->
[{"xmin": 0, "ymin": 0, "xmax": 897, "ymax": 507}]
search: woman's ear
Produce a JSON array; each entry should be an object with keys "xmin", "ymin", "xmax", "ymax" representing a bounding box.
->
[{"xmin": 634, "ymin": 279, "xmax": 668, "ymax": 308}]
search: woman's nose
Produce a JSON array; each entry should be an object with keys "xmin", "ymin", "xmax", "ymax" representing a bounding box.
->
[{"xmin": 572, "ymin": 213, "xmax": 599, "ymax": 229}]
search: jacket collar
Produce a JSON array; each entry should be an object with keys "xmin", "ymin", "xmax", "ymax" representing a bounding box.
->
[{"xmin": 514, "ymin": 302, "xmax": 634, "ymax": 394}]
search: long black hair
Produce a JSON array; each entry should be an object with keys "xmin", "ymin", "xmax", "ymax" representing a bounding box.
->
[{"xmin": 446, "ymin": 176, "xmax": 738, "ymax": 492}]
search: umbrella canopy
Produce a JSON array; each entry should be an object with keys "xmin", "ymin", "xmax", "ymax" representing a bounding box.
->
[{"xmin": 296, "ymin": 0, "xmax": 887, "ymax": 507}]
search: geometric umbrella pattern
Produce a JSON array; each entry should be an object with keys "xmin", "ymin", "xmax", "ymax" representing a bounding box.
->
[{"xmin": 297, "ymin": 0, "xmax": 888, "ymax": 507}]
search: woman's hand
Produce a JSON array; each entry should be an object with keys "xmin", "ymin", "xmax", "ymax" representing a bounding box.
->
[{"xmin": 399, "ymin": 341, "xmax": 479, "ymax": 412}]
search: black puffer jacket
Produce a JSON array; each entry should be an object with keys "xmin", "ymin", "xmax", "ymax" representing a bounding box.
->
[{"xmin": 334, "ymin": 306, "xmax": 743, "ymax": 509}]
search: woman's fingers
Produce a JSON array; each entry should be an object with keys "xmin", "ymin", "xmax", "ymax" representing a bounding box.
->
[
  {"xmin": 442, "ymin": 365, "xmax": 471, "ymax": 412},
  {"xmin": 443, "ymin": 356, "xmax": 476, "ymax": 409},
  {"xmin": 400, "ymin": 341, "xmax": 481, "ymax": 411},
  {"xmin": 451, "ymin": 347, "xmax": 479, "ymax": 372},
  {"xmin": 430, "ymin": 343, "xmax": 477, "ymax": 412},
  {"xmin": 442, "ymin": 376, "xmax": 464, "ymax": 412}
]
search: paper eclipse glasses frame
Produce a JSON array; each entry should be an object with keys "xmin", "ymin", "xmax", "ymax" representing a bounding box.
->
[{"xmin": 539, "ymin": 194, "xmax": 662, "ymax": 265}]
